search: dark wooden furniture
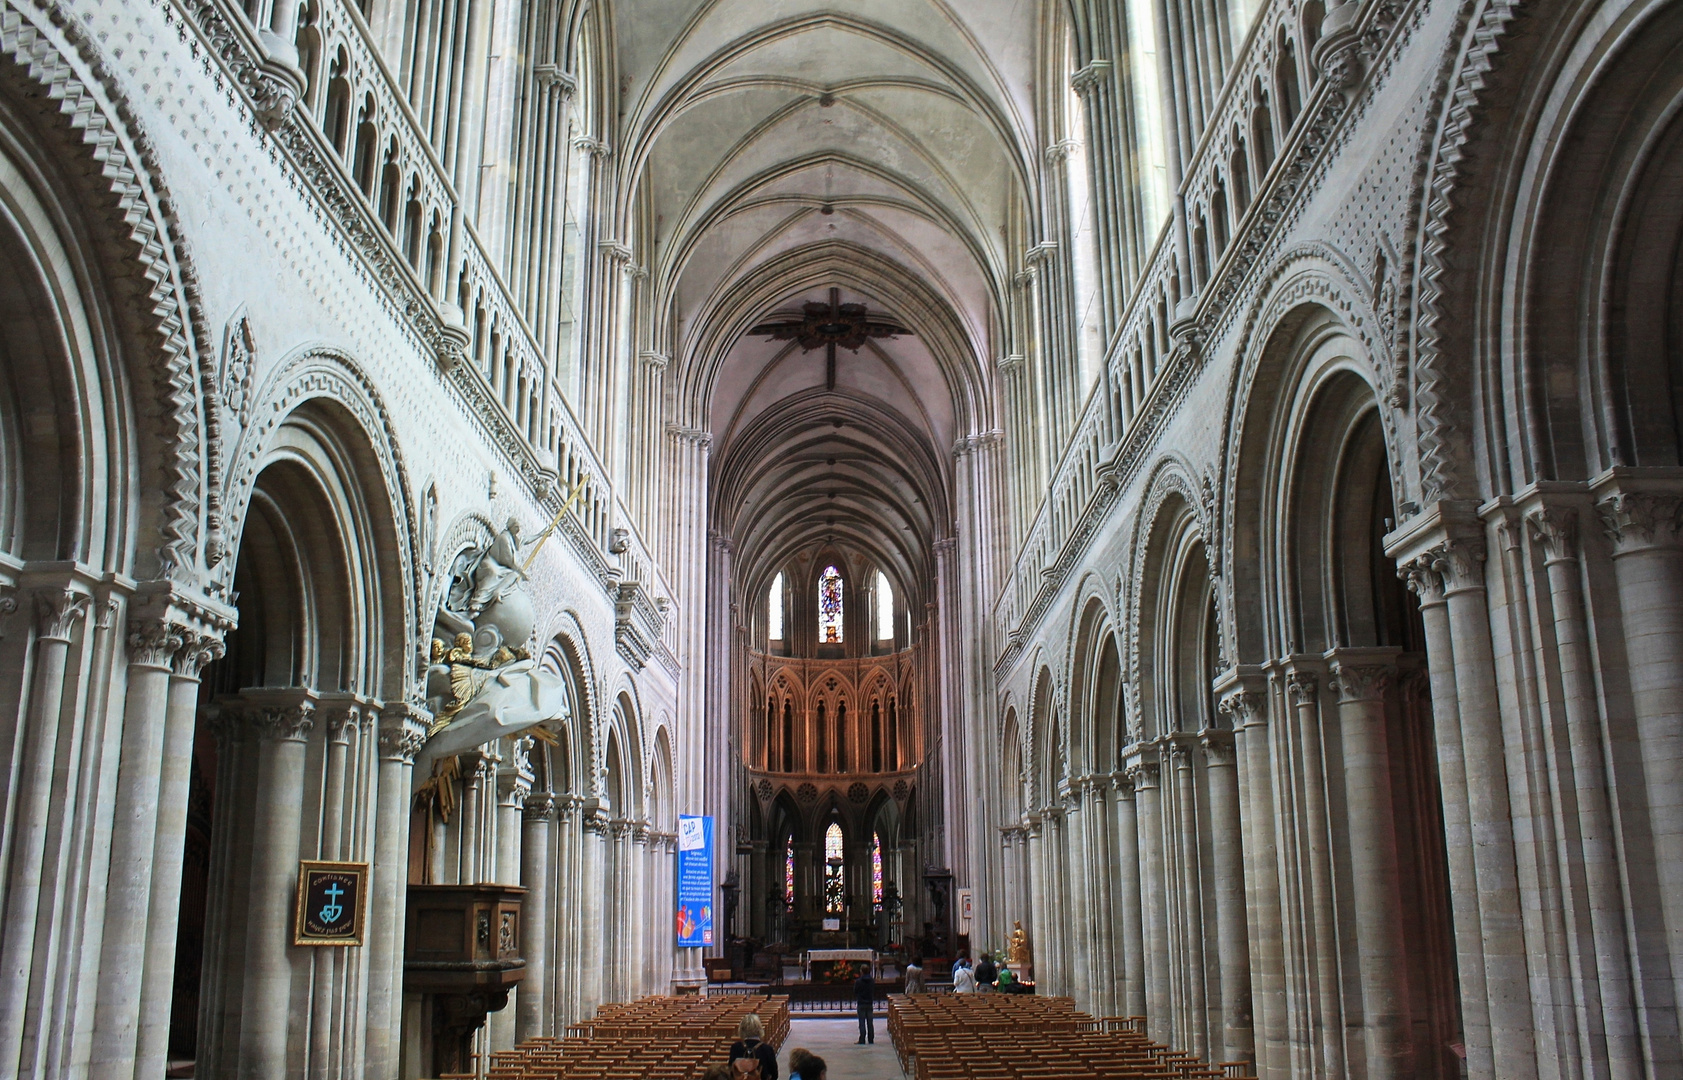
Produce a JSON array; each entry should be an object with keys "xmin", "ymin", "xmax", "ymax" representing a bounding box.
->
[{"xmin": 405, "ymin": 883, "xmax": 527, "ymax": 1076}]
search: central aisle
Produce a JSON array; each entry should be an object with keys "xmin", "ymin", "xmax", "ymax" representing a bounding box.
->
[{"xmin": 778, "ymin": 1017, "xmax": 908, "ymax": 1079}]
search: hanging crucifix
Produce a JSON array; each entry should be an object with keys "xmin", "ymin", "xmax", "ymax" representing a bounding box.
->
[{"xmin": 749, "ymin": 288, "xmax": 911, "ymax": 391}]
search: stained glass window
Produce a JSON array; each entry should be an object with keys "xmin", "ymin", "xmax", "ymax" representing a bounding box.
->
[
  {"xmin": 876, "ymin": 570, "xmax": 893, "ymax": 640},
  {"xmin": 768, "ymin": 572, "xmax": 784, "ymax": 640},
  {"xmin": 784, "ymin": 836, "xmax": 795, "ymax": 906},
  {"xmin": 871, "ymin": 832, "xmax": 884, "ymax": 909},
  {"xmin": 819, "ymin": 565, "xmax": 844, "ymax": 643},
  {"xmin": 824, "ymin": 822, "xmax": 845, "ymax": 914}
]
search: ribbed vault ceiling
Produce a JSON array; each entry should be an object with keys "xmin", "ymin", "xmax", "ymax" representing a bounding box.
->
[{"xmin": 615, "ymin": 0, "xmax": 1040, "ymax": 610}]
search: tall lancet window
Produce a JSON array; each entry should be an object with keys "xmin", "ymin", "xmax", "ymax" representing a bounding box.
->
[
  {"xmin": 819, "ymin": 565, "xmax": 844, "ymax": 642},
  {"xmin": 871, "ymin": 832, "xmax": 884, "ymax": 909},
  {"xmin": 784, "ymin": 836, "xmax": 795, "ymax": 906},
  {"xmin": 824, "ymin": 823, "xmax": 846, "ymax": 914},
  {"xmin": 768, "ymin": 572, "xmax": 785, "ymax": 641},
  {"xmin": 876, "ymin": 570, "xmax": 893, "ymax": 640}
]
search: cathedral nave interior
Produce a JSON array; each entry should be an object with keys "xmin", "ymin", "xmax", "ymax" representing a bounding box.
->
[{"xmin": 1, "ymin": 0, "xmax": 1682, "ymax": 1076}]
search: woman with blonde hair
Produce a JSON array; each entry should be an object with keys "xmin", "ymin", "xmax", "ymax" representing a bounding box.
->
[{"xmin": 727, "ymin": 1011, "xmax": 778, "ymax": 1079}]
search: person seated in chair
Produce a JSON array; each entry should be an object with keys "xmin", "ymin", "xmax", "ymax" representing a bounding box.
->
[{"xmin": 727, "ymin": 1013, "xmax": 778, "ymax": 1079}]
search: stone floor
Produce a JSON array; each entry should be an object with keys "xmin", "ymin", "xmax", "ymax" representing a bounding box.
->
[{"xmin": 778, "ymin": 1016, "xmax": 907, "ymax": 1079}]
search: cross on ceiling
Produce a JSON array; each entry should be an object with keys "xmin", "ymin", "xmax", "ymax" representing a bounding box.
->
[{"xmin": 749, "ymin": 288, "xmax": 911, "ymax": 391}]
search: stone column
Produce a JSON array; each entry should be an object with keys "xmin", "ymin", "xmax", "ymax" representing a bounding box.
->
[
  {"xmin": 0, "ymin": 588, "xmax": 87, "ymax": 1067},
  {"xmin": 1112, "ymin": 775, "xmax": 1146, "ymax": 1018},
  {"xmin": 1527, "ymin": 505, "xmax": 1642, "ymax": 1074},
  {"xmin": 1327, "ymin": 650, "xmax": 1413, "ymax": 1080},
  {"xmin": 517, "ymin": 794, "xmax": 555, "ymax": 1041},
  {"xmin": 1225, "ymin": 681, "xmax": 1284, "ymax": 1079},
  {"xmin": 1024, "ymin": 815, "xmax": 1047, "ymax": 985},
  {"xmin": 1201, "ymin": 727, "xmax": 1252, "ymax": 1065},
  {"xmin": 238, "ymin": 692, "xmax": 316, "ymax": 1078},
  {"xmin": 1400, "ymin": 553, "xmax": 1493, "ymax": 1078},
  {"xmin": 1169, "ymin": 738, "xmax": 1207, "ymax": 1057},
  {"xmin": 1130, "ymin": 757, "xmax": 1170, "ymax": 1045},
  {"xmin": 1064, "ymin": 787, "xmax": 1094, "ymax": 1005},
  {"xmin": 135, "ymin": 631, "xmax": 225, "ymax": 1080},
  {"xmin": 1435, "ymin": 533, "xmax": 1535, "ymax": 1077},
  {"xmin": 580, "ymin": 802, "xmax": 609, "ymax": 1013},
  {"xmin": 89, "ymin": 614, "xmax": 181, "ymax": 1080},
  {"xmin": 307, "ymin": 701, "xmax": 359, "ymax": 1080},
  {"xmin": 631, "ymin": 823, "xmax": 651, "ymax": 995},
  {"xmin": 1597, "ymin": 487, "xmax": 1683, "ymax": 1023},
  {"xmin": 1086, "ymin": 777, "xmax": 1117, "ymax": 1017},
  {"xmin": 488, "ymin": 745, "xmax": 531, "ymax": 1052},
  {"xmin": 366, "ymin": 705, "xmax": 426, "ymax": 1080},
  {"xmin": 1286, "ymin": 667, "xmax": 1345, "ymax": 1080}
]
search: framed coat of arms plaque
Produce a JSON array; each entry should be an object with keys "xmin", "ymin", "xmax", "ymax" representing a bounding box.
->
[{"xmin": 294, "ymin": 860, "xmax": 368, "ymax": 946}]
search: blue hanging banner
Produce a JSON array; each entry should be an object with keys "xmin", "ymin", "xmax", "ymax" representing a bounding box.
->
[{"xmin": 675, "ymin": 815, "xmax": 714, "ymax": 948}]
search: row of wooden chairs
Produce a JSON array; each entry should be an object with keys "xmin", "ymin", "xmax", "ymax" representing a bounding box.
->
[
  {"xmin": 481, "ymin": 996, "xmax": 791, "ymax": 1080},
  {"xmin": 888, "ymin": 995, "xmax": 1256, "ymax": 1080}
]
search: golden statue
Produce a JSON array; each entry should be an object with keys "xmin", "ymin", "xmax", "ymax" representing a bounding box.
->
[
  {"xmin": 432, "ymin": 633, "xmax": 496, "ymax": 730},
  {"xmin": 1007, "ymin": 920, "xmax": 1031, "ymax": 965}
]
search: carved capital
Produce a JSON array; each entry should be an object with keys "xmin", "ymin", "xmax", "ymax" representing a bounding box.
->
[
  {"xmin": 379, "ymin": 704, "xmax": 431, "ymax": 763},
  {"xmin": 1125, "ymin": 760, "xmax": 1160, "ymax": 791},
  {"xmin": 665, "ymin": 423, "xmax": 712, "ymax": 449},
  {"xmin": 127, "ymin": 618, "xmax": 188, "ymax": 670},
  {"xmin": 1285, "ymin": 670, "xmax": 1318, "ymax": 707},
  {"xmin": 1043, "ymin": 140, "xmax": 1080, "ymax": 165},
  {"xmin": 323, "ymin": 702, "xmax": 360, "ymax": 743},
  {"xmin": 34, "ymin": 589, "xmax": 90, "ymax": 642},
  {"xmin": 1328, "ymin": 660, "xmax": 1394, "ymax": 703},
  {"xmin": 255, "ymin": 701, "xmax": 316, "ymax": 742},
  {"xmin": 1526, "ymin": 506, "xmax": 1580, "ymax": 564},
  {"xmin": 1217, "ymin": 689, "xmax": 1265, "ymax": 728},
  {"xmin": 1198, "ymin": 728, "xmax": 1236, "ymax": 767},
  {"xmin": 1069, "ymin": 59, "xmax": 1112, "ymax": 97},
  {"xmin": 1598, "ymin": 492, "xmax": 1683, "ymax": 554},
  {"xmin": 533, "ymin": 64, "xmax": 576, "ymax": 97},
  {"xmin": 524, "ymin": 792, "xmax": 557, "ymax": 823},
  {"xmin": 573, "ymin": 137, "xmax": 612, "ymax": 159},
  {"xmin": 1435, "ymin": 537, "xmax": 1487, "ymax": 593},
  {"xmin": 206, "ymin": 707, "xmax": 250, "ymax": 745},
  {"xmin": 1399, "ymin": 554, "xmax": 1445, "ymax": 605},
  {"xmin": 172, "ymin": 631, "xmax": 225, "ymax": 679}
]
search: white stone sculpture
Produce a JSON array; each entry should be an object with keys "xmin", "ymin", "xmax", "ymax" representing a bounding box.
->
[{"xmin": 418, "ymin": 520, "xmax": 568, "ymax": 773}]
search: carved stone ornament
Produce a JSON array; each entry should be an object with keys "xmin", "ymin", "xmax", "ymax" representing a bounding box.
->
[
  {"xmin": 174, "ymin": 631, "xmax": 226, "ymax": 679},
  {"xmin": 523, "ymin": 792, "xmax": 557, "ymax": 823},
  {"xmin": 257, "ymin": 701, "xmax": 316, "ymax": 743},
  {"xmin": 220, "ymin": 311, "xmax": 257, "ymax": 428},
  {"xmin": 1434, "ymin": 537, "xmax": 1487, "ymax": 593},
  {"xmin": 1125, "ymin": 760, "xmax": 1159, "ymax": 791},
  {"xmin": 1285, "ymin": 671, "xmax": 1318, "ymax": 707},
  {"xmin": 1400, "ymin": 554, "xmax": 1445, "ymax": 604},
  {"xmin": 420, "ymin": 518, "xmax": 570, "ymax": 767},
  {"xmin": 128, "ymin": 619, "xmax": 189, "ymax": 670},
  {"xmin": 1598, "ymin": 493, "xmax": 1683, "ymax": 555},
  {"xmin": 1217, "ymin": 689, "xmax": 1264, "ymax": 728},
  {"xmin": 1329, "ymin": 661, "xmax": 1394, "ymax": 703},
  {"xmin": 380, "ymin": 704, "xmax": 432, "ymax": 763},
  {"xmin": 1526, "ymin": 507, "xmax": 1580, "ymax": 564},
  {"xmin": 253, "ymin": 37, "xmax": 306, "ymax": 130},
  {"xmin": 34, "ymin": 589, "xmax": 91, "ymax": 642}
]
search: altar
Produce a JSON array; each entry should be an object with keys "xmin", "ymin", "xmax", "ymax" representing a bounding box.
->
[{"xmin": 803, "ymin": 948, "xmax": 877, "ymax": 982}]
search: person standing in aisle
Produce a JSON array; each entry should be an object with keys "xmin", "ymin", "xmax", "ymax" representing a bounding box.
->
[{"xmin": 854, "ymin": 964, "xmax": 877, "ymax": 1044}]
